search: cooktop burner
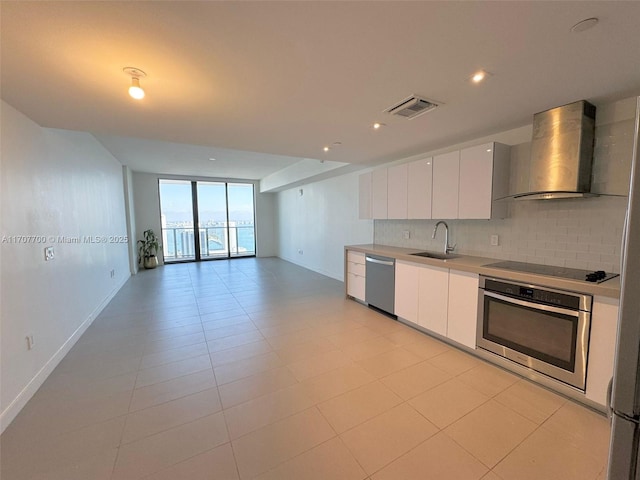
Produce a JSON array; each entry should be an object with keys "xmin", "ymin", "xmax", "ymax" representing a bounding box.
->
[{"xmin": 485, "ymin": 261, "xmax": 619, "ymax": 283}]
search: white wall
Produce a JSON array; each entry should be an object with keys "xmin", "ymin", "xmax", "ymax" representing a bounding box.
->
[
  {"xmin": 276, "ymin": 172, "xmax": 374, "ymax": 280},
  {"xmin": 131, "ymin": 173, "xmax": 277, "ymax": 261},
  {"xmin": 122, "ymin": 165, "xmax": 138, "ymax": 274},
  {"xmin": 255, "ymin": 191, "xmax": 277, "ymax": 257},
  {"xmin": 132, "ymin": 172, "xmax": 164, "ymax": 265},
  {"xmin": 0, "ymin": 101, "xmax": 130, "ymax": 432}
]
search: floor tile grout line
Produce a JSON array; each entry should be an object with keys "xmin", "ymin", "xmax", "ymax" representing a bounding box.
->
[
  {"xmin": 3, "ymin": 260, "xmax": 609, "ymax": 479},
  {"xmin": 117, "ymin": 387, "xmax": 223, "ymax": 449},
  {"xmin": 107, "ymin": 309, "xmax": 150, "ymax": 480}
]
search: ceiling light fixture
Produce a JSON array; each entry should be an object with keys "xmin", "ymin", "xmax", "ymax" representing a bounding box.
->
[
  {"xmin": 323, "ymin": 146, "xmax": 330, "ymax": 152},
  {"xmin": 571, "ymin": 17, "xmax": 599, "ymax": 33},
  {"xmin": 470, "ymin": 70, "xmax": 491, "ymax": 84},
  {"xmin": 123, "ymin": 67, "xmax": 146, "ymax": 100},
  {"xmin": 372, "ymin": 122, "xmax": 386, "ymax": 130}
]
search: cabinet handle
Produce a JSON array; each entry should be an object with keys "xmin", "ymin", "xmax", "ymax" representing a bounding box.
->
[{"xmin": 365, "ymin": 257, "xmax": 394, "ymax": 266}]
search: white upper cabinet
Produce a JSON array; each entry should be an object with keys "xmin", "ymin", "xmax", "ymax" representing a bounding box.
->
[
  {"xmin": 371, "ymin": 168, "xmax": 388, "ymax": 219},
  {"xmin": 432, "ymin": 150, "xmax": 460, "ymax": 219},
  {"xmin": 458, "ymin": 142, "xmax": 510, "ymax": 219},
  {"xmin": 387, "ymin": 164, "xmax": 408, "ymax": 219},
  {"xmin": 358, "ymin": 172, "xmax": 373, "ymax": 220},
  {"xmin": 359, "ymin": 142, "xmax": 509, "ymax": 220},
  {"xmin": 407, "ymin": 158, "xmax": 433, "ymax": 219}
]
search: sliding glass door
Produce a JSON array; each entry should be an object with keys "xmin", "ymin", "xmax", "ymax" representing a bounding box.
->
[
  {"xmin": 197, "ymin": 182, "xmax": 229, "ymax": 259},
  {"xmin": 159, "ymin": 180, "xmax": 197, "ymax": 262},
  {"xmin": 159, "ymin": 179, "xmax": 256, "ymax": 263},
  {"xmin": 228, "ymin": 183, "xmax": 256, "ymax": 257}
]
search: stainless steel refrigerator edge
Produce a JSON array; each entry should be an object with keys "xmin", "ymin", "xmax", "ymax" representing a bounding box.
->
[{"xmin": 608, "ymin": 96, "xmax": 640, "ymax": 480}]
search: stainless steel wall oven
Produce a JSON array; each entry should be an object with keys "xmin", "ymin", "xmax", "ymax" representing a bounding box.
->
[{"xmin": 477, "ymin": 276, "xmax": 592, "ymax": 391}]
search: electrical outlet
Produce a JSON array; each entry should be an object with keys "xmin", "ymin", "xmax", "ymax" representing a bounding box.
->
[
  {"xmin": 402, "ymin": 230, "xmax": 410, "ymax": 240},
  {"xmin": 490, "ymin": 234, "xmax": 499, "ymax": 246},
  {"xmin": 26, "ymin": 335, "xmax": 35, "ymax": 350},
  {"xmin": 44, "ymin": 246, "xmax": 55, "ymax": 261}
]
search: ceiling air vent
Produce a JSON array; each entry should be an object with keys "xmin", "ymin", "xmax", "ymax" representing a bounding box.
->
[{"xmin": 384, "ymin": 95, "xmax": 440, "ymax": 119}]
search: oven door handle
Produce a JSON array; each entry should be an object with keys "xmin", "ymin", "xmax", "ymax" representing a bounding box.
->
[{"xmin": 483, "ymin": 291, "xmax": 580, "ymax": 317}]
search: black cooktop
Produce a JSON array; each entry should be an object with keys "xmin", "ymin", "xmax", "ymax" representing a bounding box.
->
[{"xmin": 485, "ymin": 261, "xmax": 619, "ymax": 283}]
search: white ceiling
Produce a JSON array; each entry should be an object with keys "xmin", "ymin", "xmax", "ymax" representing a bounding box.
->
[{"xmin": 2, "ymin": 1, "xmax": 640, "ymax": 181}]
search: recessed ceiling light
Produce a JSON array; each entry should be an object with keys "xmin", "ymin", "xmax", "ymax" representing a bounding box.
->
[
  {"xmin": 372, "ymin": 122, "xmax": 386, "ymax": 130},
  {"xmin": 209, "ymin": 158, "xmax": 216, "ymax": 161},
  {"xmin": 323, "ymin": 146, "xmax": 330, "ymax": 152},
  {"xmin": 571, "ymin": 17, "xmax": 599, "ymax": 33},
  {"xmin": 470, "ymin": 70, "xmax": 491, "ymax": 84}
]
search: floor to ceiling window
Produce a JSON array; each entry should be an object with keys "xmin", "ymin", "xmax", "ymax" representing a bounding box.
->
[
  {"xmin": 159, "ymin": 179, "xmax": 256, "ymax": 263},
  {"xmin": 158, "ymin": 180, "xmax": 197, "ymax": 262}
]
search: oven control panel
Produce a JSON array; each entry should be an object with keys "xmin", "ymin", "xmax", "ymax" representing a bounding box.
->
[{"xmin": 483, "ymin": 278, "xmax": 583, "ymax": 311}]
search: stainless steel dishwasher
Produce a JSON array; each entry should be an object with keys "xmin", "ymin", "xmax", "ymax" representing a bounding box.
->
[{"xmin": 365, "ymin": 254, "xmax": 395, "ymax": 315}]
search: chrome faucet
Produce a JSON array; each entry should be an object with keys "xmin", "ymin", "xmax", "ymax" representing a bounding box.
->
[{"xmin": 432, "ymin": 221, "xmax": 456, "ymax": 255}]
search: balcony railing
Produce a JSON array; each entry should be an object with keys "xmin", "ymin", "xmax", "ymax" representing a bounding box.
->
[{"xmin": 161, "ymin": 225, "xmax": 255, "ymax": 262}]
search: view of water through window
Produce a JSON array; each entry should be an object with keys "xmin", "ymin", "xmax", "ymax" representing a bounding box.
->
[{"xmin": 159, "ymin": 179, "xmax": 255, "ymax": 262}]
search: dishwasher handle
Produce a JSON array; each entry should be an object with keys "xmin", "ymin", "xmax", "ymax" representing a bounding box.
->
[{"xmin": 365, "ymin": 256, "xmax": 395, "ymax": 267}]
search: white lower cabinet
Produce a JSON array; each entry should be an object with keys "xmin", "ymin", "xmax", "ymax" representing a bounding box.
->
[
  {"xmin": 374, "ymin": 253, "xmax": 619, "ymax": 409},
  {"xmin": 394, "ymin": 261, "xmax": 419, "ymax": 323},
  {"xmin": 394, "ymin": 261, "xmax": 449, "ymax": 338},
  {"xmin": 446, "ymin": 271, "xmax": 479, "ymax": 349},
  {"xmin": 585, "ymin": 296, "xmax": 619, "ymax": 406},
  {"xmin": 417, "ymin": 265, "xmax": 449, "ymax": 336},
  {"xmin": 346, "ymin": 251, "xmax": 366, "ymax": 302}
]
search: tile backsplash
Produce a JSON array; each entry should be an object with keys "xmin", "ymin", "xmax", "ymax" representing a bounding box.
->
[{"xmin": 374, "ymin": 195, "xmax": 627, "ymax": 273}]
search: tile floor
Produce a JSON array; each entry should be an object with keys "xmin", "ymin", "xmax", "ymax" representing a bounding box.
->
[{"xmin": 0, "ymin": 258, "xmax": 611, "ymax": 479}]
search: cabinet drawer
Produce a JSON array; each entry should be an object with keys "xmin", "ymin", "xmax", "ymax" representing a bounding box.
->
[
  {"xmin": 347, "ymin": 261, "xmax": 365, "ymax": 276},
  {"xmin": 347, "ymin": 273, "xmax": 366, "ymax": 301},
  {"xmin": 347, "ymin": 251, "xmax": 365, "ymax": 264}
]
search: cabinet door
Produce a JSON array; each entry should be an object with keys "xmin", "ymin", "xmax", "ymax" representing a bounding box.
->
[
  {"xmin": 447, "ymin": 271, "xmax": 479, "ymax": 349},
  {"xmin": 459, "ymin": 143, "xmax": 494, "ymax": 219},
  {"xmin": 387, "ymin": 164, "xmax": 408, "ymax": 219},
  {"xmin": 585, "ymin": 296, "xmax": 619, "ymax": 406},
  {"xmin": 417, "ymin": 265, "xmax": 449, "ymax": 336},
  {"xmin": 371, "ymin": 168, "xmax": 388, "ymax": 219},
  {"xmin": 347, "ymin": 273, "xmax": 366, "ymax": 301},
  {"xmin": 395, "ymin": 261, "xmax": 420, "ymax": 324},
  {"xmin": 432, "ymin": 151, "xmax": 460, "ymax": 219},
  {"xmin": 358, "ymin": 172, "xmax": 373, "ymax": 220},
  {"xmin": 407, "ymin": 158, "xmax": 433, "ymax": 219}
]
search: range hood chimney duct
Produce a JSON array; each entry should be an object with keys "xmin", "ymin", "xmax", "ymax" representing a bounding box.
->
[{"xmin": 513, "ymin": 100, "xmax": 597, "ymax": 200}]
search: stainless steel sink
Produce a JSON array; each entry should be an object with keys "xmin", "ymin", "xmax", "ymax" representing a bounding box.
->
[{"xmin": 410, "ymin": 251, "xmax": 460, "ymax": 260}]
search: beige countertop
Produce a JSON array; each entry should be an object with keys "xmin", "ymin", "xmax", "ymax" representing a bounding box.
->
[{"xmin": 345, "ymin": 243, "xmax": 621, "ymax": 299}]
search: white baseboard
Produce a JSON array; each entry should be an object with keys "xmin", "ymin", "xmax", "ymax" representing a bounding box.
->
[
  {"xmin": 276, "ymin": 254, "xmax": 343, "ymax": 282},
  {"xmin": 0, "ymin": 274, "xmax": 130, "ymax": 433}
]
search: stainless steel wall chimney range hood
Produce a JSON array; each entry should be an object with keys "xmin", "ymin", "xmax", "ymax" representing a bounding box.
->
[{"xmin": 512, "ymin": 100, "xmax": 597, "ymax": 200}]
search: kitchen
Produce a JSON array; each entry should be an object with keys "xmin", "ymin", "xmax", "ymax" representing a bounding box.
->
[{"xmin": 342, "ymin": 95, "xmax": 639, "ymax": 478}]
